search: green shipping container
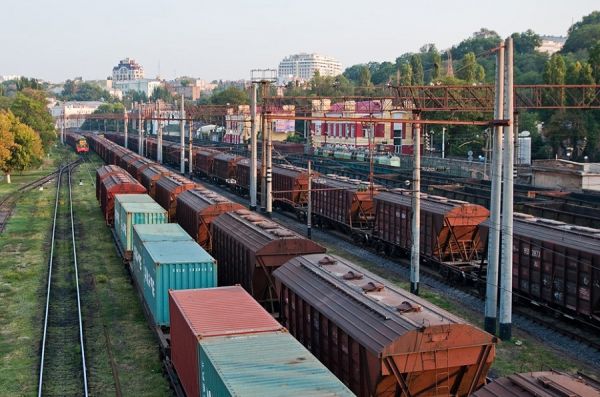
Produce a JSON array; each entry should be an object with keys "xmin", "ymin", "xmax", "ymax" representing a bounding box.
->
[
  {"xmin": 199, "ymin": 332, "xmax": 355, "ymax": 397},
  {"xmin": 132, "ymin": 240, "xmax": 217, "ymax": 326},
  {"xmin": 132, "ymin": 223, "xmax": 193, "ymax": 246},
  {"xmin": 116, "ymin": 201, "xmax": 168, "ymax": 253},
  {"xmin": 114, "ymin": 193, "xmax": 156, "ymax": 222}
]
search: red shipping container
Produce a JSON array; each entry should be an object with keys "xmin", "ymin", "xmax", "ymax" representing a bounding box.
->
[{"xmin": 169, "ymin": 286, "xmax": 283, "ymax": 397}]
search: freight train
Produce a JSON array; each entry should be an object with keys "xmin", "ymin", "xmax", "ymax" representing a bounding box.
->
[
  {"xmin": 92, "ymin": 131, "xmax": 600, "ymax": 325},
  {"xmin": 69, "ymin": 131, "xmax": 499, "ymax": 396}
]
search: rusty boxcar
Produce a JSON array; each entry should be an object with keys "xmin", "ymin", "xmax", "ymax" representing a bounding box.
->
[
  {"xmin": 311, "ymin": 174, "xmax": 380, "ymax": 234},
  {"xmin": 99, "ymin": 173, "xmax": 147, "ymax": 225},
  {"xmin": 508, "ymin": 213, "xmax": 600, "ymax": 322},
  {"xmin": 140, "ymin": 165, "xmax": 172, "ymax": 198},
  {"xmin": 95, "ymin": 165, "xmax": 125, "ymax": 201},
  {"xmin": 271, "ymin": 164, "xmax": 315, "ymax": 210},
  {"xmin": 211, "ymin": 153, "xmax": 243, "ymax": 184},
  {"xmin": 210, "ymin": 209, "xmax": 325, "ymax": 308},
  {"xmin": 154, "ymin": 174, "xmax": 196, "ymax": 221},
  {"xmin": 128, "ymin": 157, "xmax": 154, "ymax": 182},
  {"xmin": 233, "ymin": 158, "xmax": 262, "ymax": 195},
  {"xmin": 194, "ymin": 149, "xmax": 220, "ymax": 178},
  {"xmin": 372, "ymin": 190, "xmax": 489, "ymax": 273},
  {"xmin": 274, "ymin": 253, "xmax": 497, "ymax": 397},
  {"xmin": 472, "ymin": 370, "xmax": 600, "ymax": 396},
  {"xmin": 176, "ymin": 188, "xmax": 244, "ymax": 250}
]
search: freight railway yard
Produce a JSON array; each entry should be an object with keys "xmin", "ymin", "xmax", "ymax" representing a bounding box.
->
[{"xmin": 3, "ymin": 23, "xmax": 600, "ymax": 397}]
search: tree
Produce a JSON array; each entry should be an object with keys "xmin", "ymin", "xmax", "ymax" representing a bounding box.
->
[
  {"xmin": 358, "ymin": 65, "xmax": 372, "ymax": 87},
  {"xmin": 61, "ymin": 80, "xmax": 112, "ymax": 101},
  {"xmin": 511, "ymin": 30, "xmax": 542, "ymax": 54},
  {"xmin": 343, "ymin": 64, "xmax": 366, "ymax": 84},
  {"xmin": 151, "ymin": 86, "xmax": 174, "ymax": 103},
  {"xmin": 0, "ymin": 111, "xmax": 16, "ymax": 179},
  {"xmin": 410, "ymin": 55, "xmax": 424, "ymax": 85},
  {"xmin": 210, "ymin": 86, "xmax": 249, "ymax": 105},
  {"xmin": 544, "ymin": 54, "xmax": 566, "ymax": 84},
  {"xmin": 431, "ymin": 51, "xmax": 442, "ymax": 81},
  {"xmin": 589, "ymin": 40, "xmax": 600, "ymax": 82},
  {"xmin": 0, "ymin": 111, "xmax": 44, "ymax": 183},
  {"xmin": 452, "ymin": 29, "xmax": 502, "ymax": 60},
  {"xmin": 399, "ymin": 63, "xmax": 413, "ymax": 85},
  {"xmin": 9, "ymin": 89, "xmax": 56, "ymax": 148},
  {"xmin": 457, "ymin": 52, "xmax": 485, "ymax": 83},
  {"xmin": 563, "ymin": 11, "xmax": 600, "ymax": 53}
]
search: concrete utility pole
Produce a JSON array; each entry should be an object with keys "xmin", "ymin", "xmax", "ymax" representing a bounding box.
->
[
  {"xmin": 138, "ymin": 104, "xmax": 143, "ymax": 155},
  {"xmin": 499, "ymin": 37, "xmax": 515, "ymax": 341},
  {"xmin": 266, "ymin": 112, "xmax": 273, "ymax": 217},
  {"xmin": 307, "ymin": 160, "xmax": 312, "ymax": 239},
  {"xmin": 188, "ymin": 118, "xmax": 193, "ymax": 176},
  {"xmin": 261, "ymin": 84, "xmax": 267, "ymax": 211},
  {"xmin": 60, "ymin": 109, "xmax": 65, "ymax": 145},
  {"xmin": 484, "ymin": 44, "xmax": 505, "ymax": 336},
  {"xmin": 180, "ymin": 94, "xmax": 186, "ymax": 174},
  {"xmin": 124, "ymin": 108, "xmax": 128, "ymax": 150},
  {"xmin": 157, "ymin": 102, "xmax": 163, "ymax": 163},
  {"xmin": 410, "ymin": 113, "xmax": 421, "ymax": 295},
  {"xmin": 250, "ymin": 83, "xmax": 258, "ymax": 210},
  {"xmin": 441, "ymin": 127, "xmax": 446, "ymax": 159}
]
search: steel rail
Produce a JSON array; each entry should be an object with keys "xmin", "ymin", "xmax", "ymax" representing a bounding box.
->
[{"xmin": 37, "ymin": 166, "xmax": 64, "ymax": 397}]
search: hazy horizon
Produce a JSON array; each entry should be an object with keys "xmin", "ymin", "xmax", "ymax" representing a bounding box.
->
[{"xmin": 1, "ymin": 0, "xmax": 598, "ymax": 83}]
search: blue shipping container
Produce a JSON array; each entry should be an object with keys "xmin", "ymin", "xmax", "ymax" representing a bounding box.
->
[
  {"xmin": 132, "ymin": 240, "xmax": 217, "ymax": 326},
  {"xmin": 116, "ymin": 201, "xmax": 167, "ymax": 252},
  {"xmin": 199, "ymin": 332, "xmax": 355, "ymax": 397}
]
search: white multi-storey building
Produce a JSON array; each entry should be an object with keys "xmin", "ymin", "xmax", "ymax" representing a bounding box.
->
[
  {"xmin": 112, "ymin": 58, "xmax": 144, "ymax": 81},
  {"xmin": 537, "ymin": 36, "xmax": 566, "ymax": 55},
  {"xmin": 278, "ymin": 53, "xmax": 342, "ymax": 83},
  {"xmin": 50, "ymin": 101, "xmax": 104, "ymax": 129}
]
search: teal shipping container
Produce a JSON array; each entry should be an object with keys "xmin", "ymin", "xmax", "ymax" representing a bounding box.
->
[
  {"xmin": 199, "ymin": 332, "xmax": 355, "ymax": 397},
  {"xmin": 132, "ymin": 223, "xmax": 193, "ymax": 246},
  {"xmin": 114, "ymin": 193, "xmax": 155, "ymax": 222},
  {"xmin": 132, "ymin": 240, "xmax": 217, "ymax": 326},
  {"xmin": 115, "ymin": 200, "xmax": 168, "ymax": 253}
]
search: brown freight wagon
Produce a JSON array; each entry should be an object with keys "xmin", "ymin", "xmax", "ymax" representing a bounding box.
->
[
  {"xmin": 140, "ymin": 165, "xmax": 172, "ymax": 199},
  {"xmin": 128, "ymin": 157, "xmax": 154, "ymax": 182},
  {"xmin": 194, "ymin": 149, "xmax": 220, "ymax": 178},
  {"xmin": 111, "ymin": 145, "xmax": 130, "ymax": 166},
  {"xmin": 176, "ymin": 188, "xmax": 244, "ymax": 251},
  {"xmin": 99, "ymin": 173, "xmax": 147, "ymax": 225},
  {"xmin": 210, "ymin": 209, "xmax": 325, "ymax": 309},
  {"xmin": 274, "ymin": 253, "xmax": 497, "ymax": 397},
  {"xmin": 373, "ymin": 190, "xmax": 489, "ymax": 271},
  {"xmin": 96, "ymin": 165, "xmax": 126, "ymax": 201},
  {"xmin": 212, "ymin": 153, "xmax": 243, "ymax": 184},
  {"xmin": 311, "ymin": 174, "xmax": 380, "ymax": 233},
  {"xmin": 272, "ymin": 164, "xmax": 315, "ymax": 210},
  {"xmin": 118, "ymin": 152, "xmax": 142, "ymax": 173},
  {"xmin": 154, "ymin": 174, "xmax": 196, "ymax": 221},
  {"xmin": 472, "ymin": 370, "xmax": 600, "ymax": 396},
  {"xmin": 233, "ymin": 158, "xmax": 262, "ymax": 195},
  {"xmin": 507, "ymin": 213, "xmax": 600, "ymax": 322}
]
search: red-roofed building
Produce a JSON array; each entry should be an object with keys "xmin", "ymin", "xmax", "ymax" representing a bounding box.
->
[{"xmin": 310, "ymin": 99, "xmax": 415, "ymax": 154}]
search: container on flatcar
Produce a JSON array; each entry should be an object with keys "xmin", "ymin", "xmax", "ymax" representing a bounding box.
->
[
  {"xmin": 169, "ymin": 286, "xmax": 284, "ymax": 397},
  {"xmin": 373, "ymin": 190, "xmax": 489, "ymax": 270},
  {"xmin": 132, "ymin": 223, "xmax": 194, "ymax": 245},
  {"xmin": 472, "ymin": 370, "xmax": 600, "ymax": 396},
  {"xmin": 114, "ymin": 195, "xmax": 167, "ymax": 256},
  {"xmin": 198, "ymin": 332, "xmax": 355, "ymax": 397},
  {"xmin": 154, "ymin": 174, "xmax": 196, "ymax": 221},
  {"xmin": 99, "ymin": 173, "xmax": 147, "ymax": 226},
  {"xmin": 176, "ymin": 188, "xmax": 243, "ymax": 250},
  {"xmin": 210, "ymin": 209, "xmax": 325, "ymax": 307},
  {"xmin": 140, "ymin": 165, "xmax": 172, "ymax": 198},
  {"xmin": 131, "ymin": 239, "xmax": 216, "ymax": 326},
  {"xmin": 274, "ymin": 253, "xmax": 497, "ymax": 397}
]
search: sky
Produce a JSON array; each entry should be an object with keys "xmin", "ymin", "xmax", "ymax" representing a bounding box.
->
[{"xmin": 1, "ymin": 0, "xmax": 598, "ymax": 83}]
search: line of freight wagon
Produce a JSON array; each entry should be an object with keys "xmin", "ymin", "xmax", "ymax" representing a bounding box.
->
[
  {"xmin": 71, "ymin": 131, "xmax": 502, "ymax": 396},
  {"xmin": 93, "ymin": 130, "xmax": 600, "ymax": 327}
]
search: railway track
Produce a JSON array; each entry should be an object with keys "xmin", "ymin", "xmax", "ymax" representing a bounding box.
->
[
  {"xmin": 38, "ymin": 160, "xmax": 89, "ymax": 397},
  {"xmin": 0, "ymin": 169, "xmax": 66, "ymax": 233},
  {"xmin": 182, "ymin": 171, "xmax": 600, "ymax": 369}
]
